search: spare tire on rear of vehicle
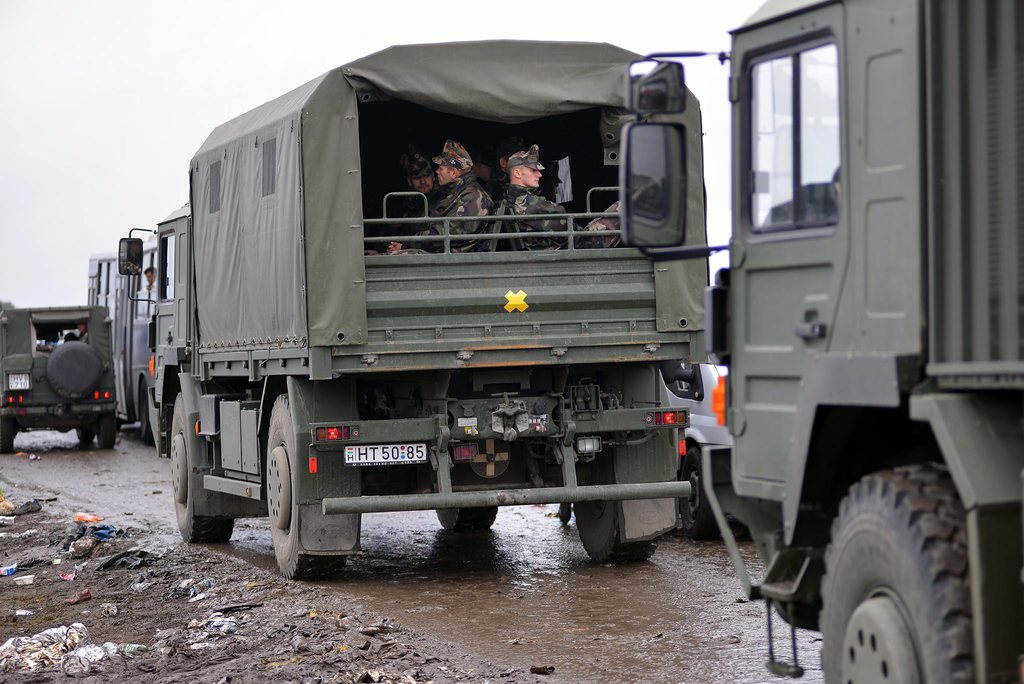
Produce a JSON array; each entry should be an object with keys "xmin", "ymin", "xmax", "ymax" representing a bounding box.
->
[{"xmin": 46, "ymin": 341, "xmax": 104, "ymax": 400}]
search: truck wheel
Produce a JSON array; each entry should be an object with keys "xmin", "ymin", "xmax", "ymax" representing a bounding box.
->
[
  {"xmin": 821, "ymin": 465, "xmax": 974, "ymax": 684},
  {"xmin": 0, "ymin": 417, "xmax": 16, "ymax": 454},
  {"xmin": 436, "ymin": 506, "xmax": 498, "ymax": 531},
  {"xmin": 267, "ymin": 395, "xmax": 346, "ymax": 579},
  {"xmin": 138, "ymin": 382, "xmax": 154, "ymax": 446},
  {"xmin": 97, "ymin": 415, "xmax": 117, "ymax": 449},
  {"xmin": 575, "ymin": 500, "xmax": 656, "ymax": 563},
  {"xmin": 171, "ymin": 395, "xmax": 234, "ymax": 543},
  {"xmin": 76, "ymin": 427, "xmax": 95, "ymax": 446},
  {"xmin": 558, "ymin": 502, "xmax": 573, "ymax": 525},
  {"xmin": 679, "ymin": 442, "xmax": 720, "ymax": 540}
]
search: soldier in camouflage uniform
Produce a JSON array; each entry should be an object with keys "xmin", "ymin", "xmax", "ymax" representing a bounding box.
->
[
  {"xmin": 503, "ymin": 144, "xmax": 567, "ymax": 250},
  {"xmin": 396, "ymin": 146, "xmax": 437, "ymax": 219},
  {"xmin": 486, "ymin": 136, "xmax": 525, "ymax": 204},
  {"xmin": 576, "ymin": 200, "xmax": 622, "ymax": 249},
  {"xmin": 427, "ymin": 139, "xmax": 493, "ymax": 252}
]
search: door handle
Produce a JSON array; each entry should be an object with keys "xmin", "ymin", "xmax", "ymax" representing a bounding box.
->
[{"xmin": 794, "ymin": 322, "xmax": 827, "ymax": 339}]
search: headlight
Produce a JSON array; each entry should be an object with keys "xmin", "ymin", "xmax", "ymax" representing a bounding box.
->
[{"xmin": 7, "ymin": 373, "xmax": 29, "ymax": 391}]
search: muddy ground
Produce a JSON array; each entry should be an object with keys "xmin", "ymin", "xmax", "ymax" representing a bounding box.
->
[{"xmin": 0, "ymin": 430, "xmax": 824, "ymax": 683}]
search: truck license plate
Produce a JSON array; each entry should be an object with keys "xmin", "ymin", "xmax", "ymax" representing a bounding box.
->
[{"xmin": 344, "ymin": 443, "xmax": 428, "ymax": 466}]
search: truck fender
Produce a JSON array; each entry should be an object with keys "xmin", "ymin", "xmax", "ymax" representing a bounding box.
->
[{"xmin": 782, "ymin": 353, "xmax": 914, "ymax": 545}]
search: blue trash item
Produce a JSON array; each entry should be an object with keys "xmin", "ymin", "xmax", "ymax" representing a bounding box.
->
[{"xmin": 86, "ymin": 524, "xmax": 118, "ymax": 541}]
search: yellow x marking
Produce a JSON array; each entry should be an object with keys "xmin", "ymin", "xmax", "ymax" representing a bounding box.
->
[{"xmin": 504, "ymin": 289, "xmax": 528, "ymax": 313}]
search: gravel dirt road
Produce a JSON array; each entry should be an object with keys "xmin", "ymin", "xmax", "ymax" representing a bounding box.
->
[{"xmin": 0, "ymin": 429, "xmax": 824, "ymax": 682}]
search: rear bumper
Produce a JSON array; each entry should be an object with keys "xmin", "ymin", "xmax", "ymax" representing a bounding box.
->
[
  {"xmin": 4, "ymin": 401, "xmax": 116, "ymax": 429},
  {"xmin": 322, "ymin": 479, "xmax": 691, "ymax": 514}
]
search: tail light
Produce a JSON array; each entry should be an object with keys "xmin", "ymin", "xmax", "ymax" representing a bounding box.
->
[
  {"xmin": 644, "ymin": 410, "xmax": 687, "ymax": 427},
  {"xmin": 678, "ymin": 438, "xmax": 686, "ymax": 457},
  {"xmin": 148, "ymin": 355, "xmax": 156, "ymax": 377},
  {"xmin": 315, "ymin": 425, "xmax": 358, "ymax": 441},
  {"xmin": 712, "ymin": 376, "xmax": 727, "ymax": 426},
  {"xmin": 453, "ymin": 443, "xmax": 479, "ymax": 461}
]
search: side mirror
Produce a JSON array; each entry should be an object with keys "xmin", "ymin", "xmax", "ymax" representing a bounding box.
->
[
  {"xmin": 118, "ymin": 238, "xmax": 144, "ymax": 276},
  {"xmin": 628, "ymin": 60, "xmax": 687, "ymax": 114},
  {"xmin": 620, "ymin": 123, "xmax": 687, "ymax": 249}
]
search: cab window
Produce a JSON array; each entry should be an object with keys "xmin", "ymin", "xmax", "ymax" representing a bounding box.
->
[
  {"xmin": 160, "ymin": 234, "xmax": 176, "ymax": 300},
  {"xmin": 750, "ymin": 43, "xmax": 840, "ymax": 232}
]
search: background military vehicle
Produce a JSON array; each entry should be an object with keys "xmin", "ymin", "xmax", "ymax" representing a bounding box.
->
[
  {"xmin": 88, "ymin": 236, "xmax": 161, "ymax": 445},
  {"xmin": 0, "ymin": 306, "xmax": 117, "ymax": 452},
  {"xmin": 622, "ymin": 0, "xmax": 1024, "ymax": 681},
  {"xmin": 120, "ymin": 41, "xmax": 710, "ymax": 579}
]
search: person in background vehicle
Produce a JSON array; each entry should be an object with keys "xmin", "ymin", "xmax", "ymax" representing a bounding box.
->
[
  {"xmin": 64, "ymin": 322, "xmax": 89, "ymax": 343},
  {"xmin": 504, "ymin": 144, "xmax": 566, "ymax": 250},
  {"xmin": 143, "ymin": 267, "xmax": 156, "ymax": 294}
]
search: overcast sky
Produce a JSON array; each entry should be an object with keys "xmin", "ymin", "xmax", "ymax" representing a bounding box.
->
[{"xmin": 0, "ymin": 0, "xmax": 761, "ymax": 308}]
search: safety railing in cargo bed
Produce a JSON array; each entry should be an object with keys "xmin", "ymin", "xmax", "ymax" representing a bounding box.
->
[{"xmin": 363, "ymin": 186, "xmax": 622, "ymax": 255}]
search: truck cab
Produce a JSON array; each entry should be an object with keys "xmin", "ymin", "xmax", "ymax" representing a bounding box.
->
[{"xmin": 622, "ymin": 1, "xmax": 1024, "ymax": 681}]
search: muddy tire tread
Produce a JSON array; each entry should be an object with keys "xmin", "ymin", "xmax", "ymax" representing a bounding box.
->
[
  {"xmin": 0, "ymin": 417, "xmax": 15, "ymax": 454},
  {"xmin": 679, "ymin": 442, "xmax": 720, "ymax": 540},
  {"xmin": 437, "ymin": 506, "xmax": 498, "ymax": 531},
  {"xmin": 821, "ymin": 464, "xmax": 974, "ymax": 683},
  {"xmin": 172, "ymin": 395, "xmax": 234, "ymax": 544}
]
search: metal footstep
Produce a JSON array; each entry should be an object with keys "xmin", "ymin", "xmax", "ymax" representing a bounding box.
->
[{"xmin": 765, "ymin": 598, "xmax": 804, "ymax": 678}]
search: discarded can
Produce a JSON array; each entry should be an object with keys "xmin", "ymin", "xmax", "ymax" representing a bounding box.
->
[
  {"xmin": 14, "ymin": 609, "xmax": 35, "ymax": 617},
  {"xmin": 119, "ymin": 643, "xmax": 147, "ymax": 657},
  {"xmin": 0, "ymin": 563, "xmax": 17, "ymax": 576}
]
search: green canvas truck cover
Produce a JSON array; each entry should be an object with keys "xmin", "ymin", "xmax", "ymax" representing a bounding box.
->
[{"xmin": 190, "ymin": 40, "xmax": 706, "ymax": 351}]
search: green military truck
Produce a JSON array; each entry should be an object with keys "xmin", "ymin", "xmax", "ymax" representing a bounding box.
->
[
  {"xmin": 622, "ymin": 1, "xmax": 1024, "ymax": 681},
  {"xmin": 0, "ymin": 306, "xmax": 118, "ymax": 452},
  {"xmin": 119, "ymin": 41, "xmax": 709, "ymax": 579}
]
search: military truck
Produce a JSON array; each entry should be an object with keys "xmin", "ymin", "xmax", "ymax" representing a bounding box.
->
[
  {"xmin": 622, "ymin": 1, "xmax": 1024, "ymax": 681},
  {"xmin": 119, "ymin": 41, "xmax": 710, "ymax": 579},
  {"xmin": 0, "ymin": 306, "xmax": 117, "ymax": 452}
]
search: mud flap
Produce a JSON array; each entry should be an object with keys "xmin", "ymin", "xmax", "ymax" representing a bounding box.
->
[
  {"xmin": 619, "ymin": 498, "xmax": 676, "ymax": 542},
  {"xmin": 298, "ymin": 504, "xmax": 361, "ymax": 553}
]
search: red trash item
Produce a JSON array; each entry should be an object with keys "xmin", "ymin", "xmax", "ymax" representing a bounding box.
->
[
  {"xmin": 64, "ymin": 589, "xmax": 92, "ymax": 605},
  {"xmin": 73, "ymin": 513, "xmax": 104, "ymax": 523}
]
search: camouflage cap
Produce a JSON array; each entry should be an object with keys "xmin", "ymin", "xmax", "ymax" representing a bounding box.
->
[
  {"xmin": 506, "ymin": 144, "xmax": 545, "ymax": 171},
  {"xmin": 399, "ymin": 146, "xmax": 433, "ymax": 179},
  {"xmin": 432, "ymin": 139, "xmax": 473, "ymax": 171}
]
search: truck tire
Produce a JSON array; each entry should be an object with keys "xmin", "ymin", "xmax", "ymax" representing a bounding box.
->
[
  {"xmin": 138, "ymin": 382, "xmax": 154, "ymax": 446},
  {"xmin": 97, "ymin": 415, "xmax": 117, "ymax": 449},
  {"xmin": 436, "ymin": 506, "xmax": 498, "ymax": 531},
  {"xmin": 558, "ymin": 502, "xmax": 573, "ymax": 525},
  {"xmin": 46, "ymin": 341, "xmax": 104, "ymax": 400},
  {"xmin": 0, "ymin": 417, "xmax": 16, "ymax": 454},
  {"xmin": 171, "ymin": 394, "xmax": 234, "ymax": 543},
  {"xmin": 76, "ymin": 427, "xmax": 95, "ymax": 446},
  {"xmin": 679, "ymin": 442, "xmax": 720, "ymax": 540},
  {"xmin": 821, "ymin": 465, "xmax": 974, "ymax": 684},
  {"xmin": 575, "ymin": 499, "xmax": 656, "ymax": 563},
  {"xmin": 267, "ymin": 395, "xmax": 346, "ymax": 579}
]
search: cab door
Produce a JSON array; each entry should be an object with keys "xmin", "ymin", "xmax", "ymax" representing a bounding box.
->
[
  {"xmin": 727, "ymin": 5, "xmax": 845, "ymax": 500},
  {"xmin": 154, "ymin": 214, "xmax": 189, "ymax": 409}
]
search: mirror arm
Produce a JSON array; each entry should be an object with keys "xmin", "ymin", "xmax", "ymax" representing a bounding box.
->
[
  {"xmin": 643, "ymin": 243, "xmax": 729, "ymax": 262},
  {"xmin": 129, "ymin": 228, "xmax": 157, "ymax": 238},
  {"xmin": 644, "ymin": 51, "xmax": 731, "ymax": 65}
]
